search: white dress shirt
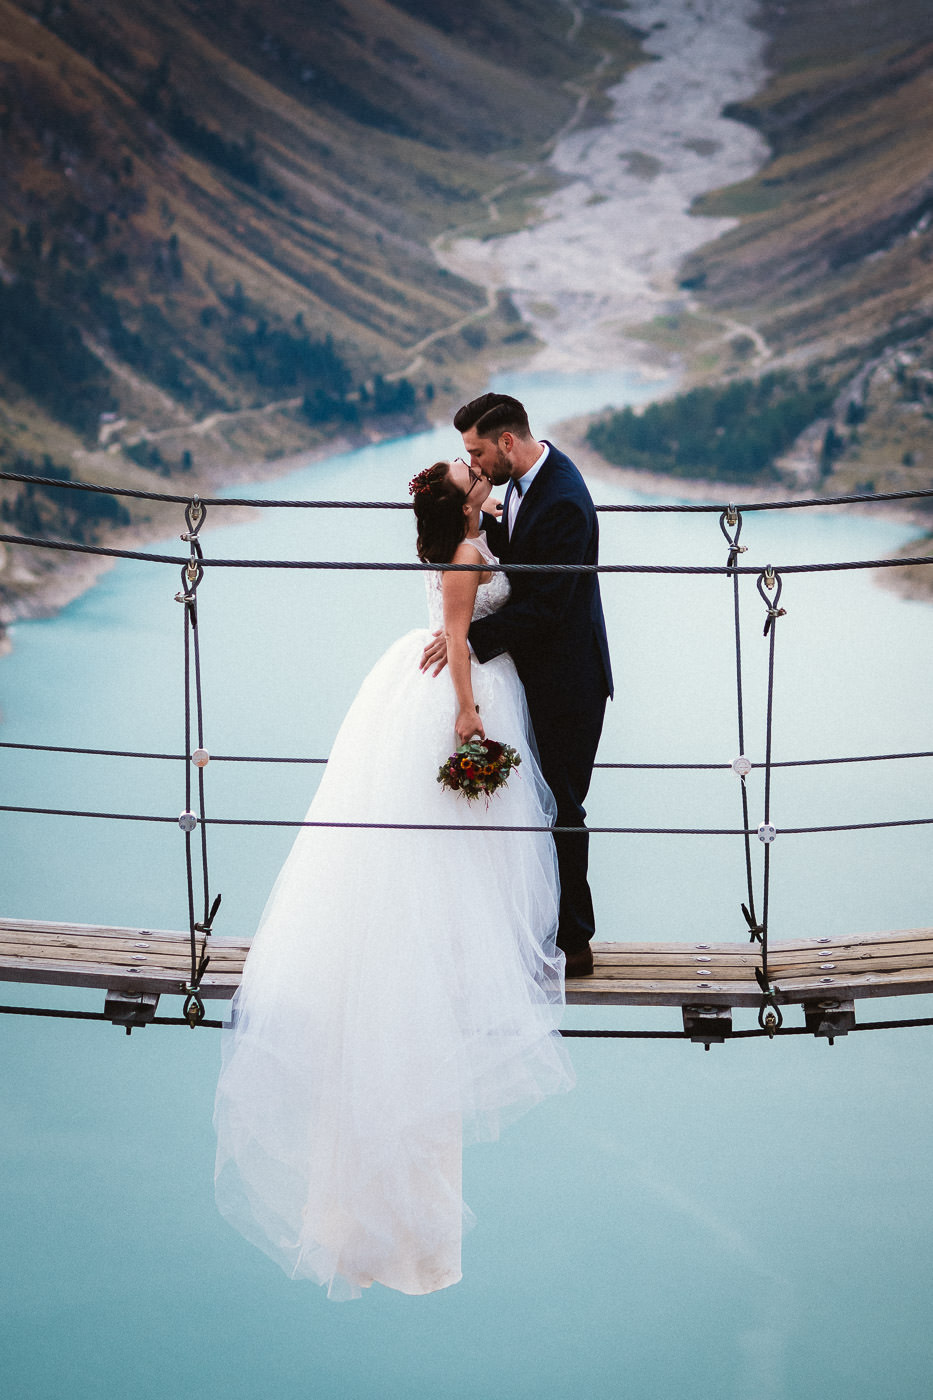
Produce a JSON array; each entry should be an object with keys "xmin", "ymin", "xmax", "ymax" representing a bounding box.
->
[{"xmin": 507, "ymin": 442, "xmax": 549, "ymax": 537}]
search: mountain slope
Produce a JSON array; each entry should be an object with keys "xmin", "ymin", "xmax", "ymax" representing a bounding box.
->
[
  {"xmin": 0, "ymin": 0, "xmax": 643, "ymax": 639},
  {"xmin": 0, "ymin": 0, "xmax": 640, "ymax": 444},
  {"xmin": 676, "ymin": 0, "xmax": 933, "ymax": 495}
]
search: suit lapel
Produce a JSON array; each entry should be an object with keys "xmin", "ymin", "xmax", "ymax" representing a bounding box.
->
[{"xmin": 507, "ymin": 457, "xmax": 550, "ymax": 550}]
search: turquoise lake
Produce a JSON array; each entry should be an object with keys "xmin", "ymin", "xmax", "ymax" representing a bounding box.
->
[{"xmin": 2, "ymin": 370, "xmax": 932, "ymax": 1399}]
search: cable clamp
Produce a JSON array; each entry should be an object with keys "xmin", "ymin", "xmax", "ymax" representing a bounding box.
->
[
  {"xmin": 194, "ymin": 893, "xmax": 222, "ymax": 937},
  {"xmin": 741, "ymin": 902, "xmax": 764, "ymax": 942},
  {"xmin": 732, "ymin": 755, "xmax": 752, "ymax": 777},
  {"xmin": 757, "ymin": 822, "xmax": 777, "ymax": 843},
  {"xmin": 719, "ymin": 506, "xmax": 746, "ymax": 570},
  {"xmin": 757, "ymin": 567, "xmax": 786, "ymax": 634},
  {"xmin": 755, "ymin": 972, "xmax": 784, "ymax": 1035},
  {"xmin": 183, "ymin": 496, "xmax": 207, "ymax": 540},
  {"xmin": 189, "ymin": 941, "xmax": 212, "ymax": 982},
  {"xmin": 182, "ymin": 988, "xmax": 205, "ymax": 1028},
  {"xmin": 176, "ymin": 549, "xmax": 203, "ymax": 612}
]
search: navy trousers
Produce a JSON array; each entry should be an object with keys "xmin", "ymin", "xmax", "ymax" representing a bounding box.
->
[{"xmin": 527, "ymin": 687, "xmax": 607, "ymax": 956}]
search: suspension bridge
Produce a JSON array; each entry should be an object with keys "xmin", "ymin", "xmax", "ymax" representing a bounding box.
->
[{"xmin": 2, "ymin": 467, "xmax": 933, "ymax": 1047}]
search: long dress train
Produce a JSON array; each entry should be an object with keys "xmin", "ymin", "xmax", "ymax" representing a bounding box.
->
[{"xmin": 213, "ymin": 533, "xmax": 574, "ymax": 1299}]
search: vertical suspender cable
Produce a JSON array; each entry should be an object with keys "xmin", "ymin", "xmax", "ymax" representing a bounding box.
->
[
  {"xmin": 175, "ymin": 499, "xmax": 221, "ymax": 1027},
  {"xmin": 720, "ymin": 507, "xmax": 762, "ymax": 941},
  {"xmin": 755, "ymin": 567, "xmax": 786, "ymax": 1034}
]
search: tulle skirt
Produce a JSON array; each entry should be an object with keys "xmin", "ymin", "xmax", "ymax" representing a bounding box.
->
[{"xmin": 214, "ymin": 629, "xmax": 574, "ymax": 1299}]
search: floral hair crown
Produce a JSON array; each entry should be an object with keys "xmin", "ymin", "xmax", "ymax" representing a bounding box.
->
[{"xmin": 408, "ymin": 467, "xmax": 435, "ymax": 498}]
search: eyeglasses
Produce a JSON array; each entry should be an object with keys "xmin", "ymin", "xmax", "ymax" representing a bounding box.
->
[{"xmin": 456, "ymin": 458, "xmax": 484, "ymax": 497}]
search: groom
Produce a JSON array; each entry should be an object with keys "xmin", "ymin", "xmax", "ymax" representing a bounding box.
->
[{"xmin": 422, "ymin": 392, "xmax": 613, "ymax": 977}]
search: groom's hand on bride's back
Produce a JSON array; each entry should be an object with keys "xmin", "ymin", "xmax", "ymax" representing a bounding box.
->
[{"xmin": 420, "ymin": 629, "xmax": 448, "ymax": 676}]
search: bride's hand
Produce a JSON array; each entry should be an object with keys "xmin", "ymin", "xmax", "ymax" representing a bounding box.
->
[
  {"xmin": 420, "ymin": 629, "xmax": 448, "ymax": 676},
  {"xmin": 455, "ymin": 708, "xmax": 485, "ymax": 744},
  {"xmin": 484, "ymin": 498, "xmax": 503, "ymax": 519}
]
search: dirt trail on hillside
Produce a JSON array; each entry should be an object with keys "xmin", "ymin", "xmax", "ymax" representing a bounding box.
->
[{"xmin": 435, "ymin": 0, "xmax": 770, "ymax": 377}]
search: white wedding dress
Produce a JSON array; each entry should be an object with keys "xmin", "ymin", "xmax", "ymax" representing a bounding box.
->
[{"xmin": 214, "ymin": 532, "xmax": 573, "ymax": 1299}]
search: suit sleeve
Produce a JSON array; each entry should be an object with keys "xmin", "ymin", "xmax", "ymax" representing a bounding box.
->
[
  {"xmin": 469, "ymin": 499, "xmax": 591, "ymax": 663},
  {"xmin": 481, "ymin": 510, "xmax": 507, "ymax": 557}
]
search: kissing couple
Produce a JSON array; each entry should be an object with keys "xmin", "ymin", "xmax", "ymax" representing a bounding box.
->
[{"xmin": 214, "ymin": 392, "xmax": 613, "ymax": 1298}]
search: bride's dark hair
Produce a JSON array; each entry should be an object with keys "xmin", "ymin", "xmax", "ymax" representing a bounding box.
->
[{"xmin": 410, "ymin": 461, "xmax": 467, "ymax": 564}]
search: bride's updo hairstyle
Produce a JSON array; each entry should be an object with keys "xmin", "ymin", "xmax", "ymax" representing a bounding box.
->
[{"xmin": 410, "ymin": 461, "xmax": 468, "ymax": 564}]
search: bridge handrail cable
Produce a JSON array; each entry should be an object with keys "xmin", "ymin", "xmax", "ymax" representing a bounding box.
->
[
  {"xmin": 3, "ymin": 491, "xmax": 933, "ymax": 1036},
  {"xmin": 4, "ymin": 465, "xmax": 933, "ymax": 514}
]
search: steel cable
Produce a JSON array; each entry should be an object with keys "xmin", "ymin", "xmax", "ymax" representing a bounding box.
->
[
  {"xmin": 721, "ymin": 507, "xmax": 762, "ymax": 943},
  {"xmin": 3, "ymin": 528, "xmax": 933, "ymax": 577},
  {"xmin": 5, "ymin": 466, "xmax": 933, "ymax": 513},
  {"xmin": 1, "ymin": 1000, "xmax": 932, "ymax": 1041},
  {"xmin": 4, "ymin": 801, "xmax": 933, "ymax": 836},
  {"xmin": 3, "ymin": 739, "xmax": 933, "ymax": 769}
]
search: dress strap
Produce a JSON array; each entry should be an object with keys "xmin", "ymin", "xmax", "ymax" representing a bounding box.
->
[{"xmin": 467, "ymin": 531, "xmax": 496, "ymax": 565}]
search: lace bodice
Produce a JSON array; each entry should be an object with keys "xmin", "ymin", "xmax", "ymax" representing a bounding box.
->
[{"xmin": 424, "ymin": 531, "xmax": 510, "ymax": 630}]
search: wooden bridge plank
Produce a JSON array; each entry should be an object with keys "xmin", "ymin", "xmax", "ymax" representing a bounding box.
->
[
  {"xmin": 1, "ymin": 919, "xmax": 932, "ymax": 1014},
  {"xmin": 0, "ymin": 919, "xmax": 249, "ymax": 1000},
  {"xmin": 0, "ymin": 934, "xmax": 247, "ymax": 966},
  {"xmin": 0, "ymin": 958, "xmax": 241, "ymax": 999}
]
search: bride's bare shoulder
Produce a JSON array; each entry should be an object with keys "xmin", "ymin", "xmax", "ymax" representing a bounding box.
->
[{"xmin": 451, "ymin": 538, "xmax": 486, "ymax": 566}]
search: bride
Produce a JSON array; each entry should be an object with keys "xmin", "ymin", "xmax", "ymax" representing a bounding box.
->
[{"xmin": 214, "ymin": 457, "xmax": 574, "ymax": 1300}]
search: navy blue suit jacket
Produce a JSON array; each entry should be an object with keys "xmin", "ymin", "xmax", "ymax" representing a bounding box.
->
[{"xmin": 469, "ymin": 443, "xmax": 613, "ymax": 724}]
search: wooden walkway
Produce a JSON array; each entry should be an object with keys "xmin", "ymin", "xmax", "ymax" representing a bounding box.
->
[
  {"xmin": 2, "ymin": 917, "xmax": 932, "ymax": 1038},
  {"xmin": 564, "ymin": 930, "xmax": 933, "ymax": 1008}
]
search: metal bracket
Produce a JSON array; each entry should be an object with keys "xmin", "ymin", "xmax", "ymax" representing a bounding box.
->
[
  {"xmin": 682, "ymin": 1003, "xmax": 733, "ymax": 1050},
  {"xmin": 104, "ymin": 989, "xmax": 160, "ymax": 1035},
  {"xmin": 803, "ymin": 998, "xmax": 856, "ymax": 1045}
]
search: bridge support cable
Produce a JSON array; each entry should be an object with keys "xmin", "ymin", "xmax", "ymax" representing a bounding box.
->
[
  {"xmin": 0, "ymin": 997, "xmax": 932, "ymax": 1043},
  {"xmin": 175, "ymin": 497, "xmax": 221, "ymax": 1028},
  {"xmin": 4, "ymin": 737, "xmax": 933, "ymax": 771},
  {"xmin": 721, "ymin": 506, "xmax": 762, "ymax": 945},
  {"xmin": 754, "ymin": 567, "xmax": 787, "ymax": 1034},
  {"xmin": 7, "ymin": 462, "xmax": 933, "ymax": 515}
]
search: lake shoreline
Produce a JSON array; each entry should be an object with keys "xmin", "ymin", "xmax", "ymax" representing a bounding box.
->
[
  {"xmin": 0, "ymin": 416, "xmax": 427, "ymax": 657},
  {"xmin": 3, "ymin": 404, "xmax": 930, "ymax": 669}
]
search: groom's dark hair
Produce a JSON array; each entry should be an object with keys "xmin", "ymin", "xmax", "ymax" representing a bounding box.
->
[{"xmin": 453, "ymin": 393, "xmax": 530, "ymax": 441}]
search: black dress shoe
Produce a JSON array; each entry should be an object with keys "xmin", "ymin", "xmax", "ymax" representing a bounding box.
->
[{"xmin": 563, "ymin": 947, "xmax": 594, "ymax": 978}]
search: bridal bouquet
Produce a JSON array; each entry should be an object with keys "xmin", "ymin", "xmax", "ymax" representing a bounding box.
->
[{"xmin": 437, "ymin": 738, "xmax": 521, "ymax": 803}]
